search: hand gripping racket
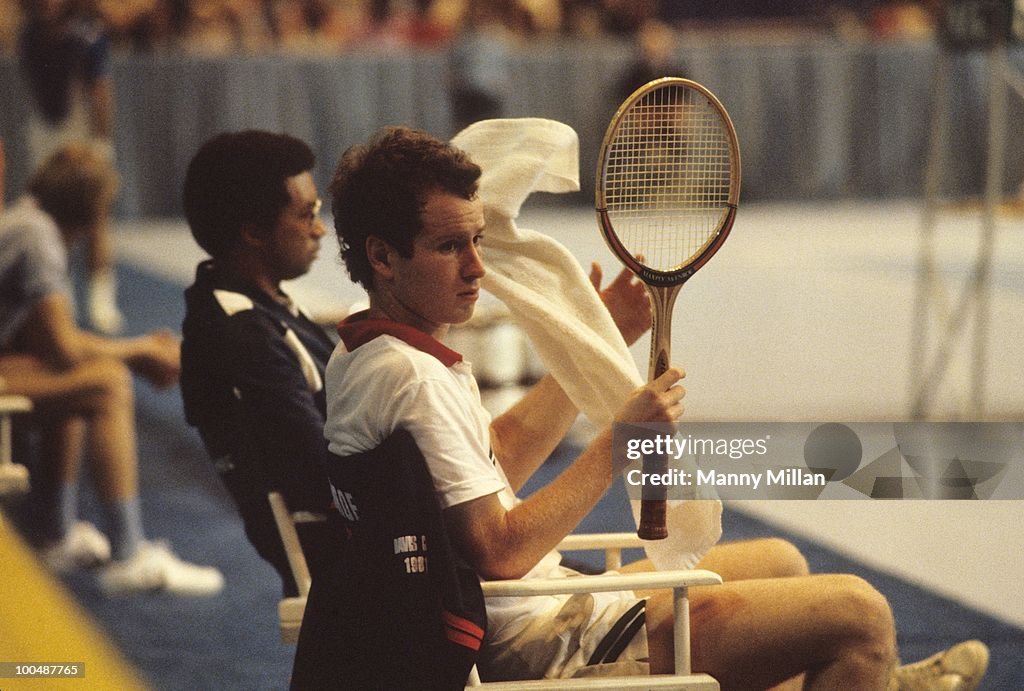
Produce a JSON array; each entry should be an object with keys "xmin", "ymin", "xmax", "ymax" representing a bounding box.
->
[{"xmin": 597, "ymin": 77, "xmax": 741, "ymax": 540}]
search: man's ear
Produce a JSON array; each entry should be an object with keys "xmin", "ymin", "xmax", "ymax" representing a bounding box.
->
[
  {"xmin": 239, "ymin": 223, "xmax": 267, "ymax": 249},
  {"xmin": 365, "ymin": 235, "xmax": 395, "ymax": 280}
]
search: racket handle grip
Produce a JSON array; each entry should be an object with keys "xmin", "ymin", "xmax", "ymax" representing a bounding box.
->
[
  {"xmin": 637, "ymin": 449, "xmax": 669, "ymax": 540},
  {"xmin": 638, "ymin": 501, "xmax": 668, "ymax": 540}
]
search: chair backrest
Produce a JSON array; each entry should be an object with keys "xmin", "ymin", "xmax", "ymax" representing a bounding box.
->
[{"xmin": 286, "ymin": 430, "xmax": 487, "ymax": 690}]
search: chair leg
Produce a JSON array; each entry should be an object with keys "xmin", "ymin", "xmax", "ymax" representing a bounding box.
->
[{"xmin": 673, "ymin": 586, "xmax": 691, "ymax": 676}]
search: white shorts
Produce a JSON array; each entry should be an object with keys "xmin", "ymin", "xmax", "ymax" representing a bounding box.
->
[{"xmin": 478, "ymin": 570, "xmax": 649, "ymax": 681}]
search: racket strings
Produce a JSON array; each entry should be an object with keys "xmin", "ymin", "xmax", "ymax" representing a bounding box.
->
[{"xmin": 603, "ymin": 84, "xmax": 735, "ymax": 272}]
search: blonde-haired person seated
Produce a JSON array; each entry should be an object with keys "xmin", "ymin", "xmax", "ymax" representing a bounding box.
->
[{"xmin": 0, "ymin": 143, "xmax": 222, "ymax": 596}]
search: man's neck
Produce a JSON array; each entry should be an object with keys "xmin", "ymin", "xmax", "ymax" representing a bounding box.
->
[
  {"xmin": 217, "ymin": 256, "xmax": 286, "ymax": 306},
  {"xmin": 366, "ymin": 292, "xmax": 449, "ymax": 341}
]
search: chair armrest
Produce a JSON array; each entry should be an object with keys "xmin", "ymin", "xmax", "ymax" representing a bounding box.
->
[
  {"xmin": 480, "ymin": 569, "xmax": 721, "ymax": 598},
  {"xmin": 556, "ymin": 532, "xmax": 646, "ymax": 570},
  {"xmin": 0, "ymin": 395, "xmax": 33, "ymax": 415},
  {"xmin": 556, "ymin": 533, "xmax": 644, "ymax": 552},
  {"xmin": 0, "ymin": 395, "xmax": 33, "ymax": 497}
]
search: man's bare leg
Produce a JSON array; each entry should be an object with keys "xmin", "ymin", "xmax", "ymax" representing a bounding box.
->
[
  {"xmin": 623, "ymin": 538, "xmax": 813, "ymax": 689},
  {"xmin": 2, "ymin": 354, "xmax": 141, "ymax": 555},
  {"xmin": 3, "ymin": 354, "xmax": 138, "ymax": 497},
  {"xmin": 641, "ymin": 572, "xmax": 897, "ymax": 690},
  {"xmin": 33, "ymin": 416, "xmax": 86, "ymax": 540},
  {"xmin": 694, "ymin": 537, "xmax": 811, "ymax": 580}
]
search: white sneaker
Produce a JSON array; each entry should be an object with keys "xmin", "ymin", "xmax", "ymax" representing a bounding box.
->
[
  {"xmin": 38, "ymin": 521, "xmax": 112, "ymax": 573},
  {"xmin": 893, "ymin": 640, "xmax": 990, "ymax": 691},
  {"xmin": 99, "ymin": 540, "xmax": 224, "ymax": 597}
]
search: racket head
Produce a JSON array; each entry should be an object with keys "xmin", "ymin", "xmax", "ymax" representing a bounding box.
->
[{"xmin": 596, "ymin": 77, "xmax": 741, "ymax": 288}]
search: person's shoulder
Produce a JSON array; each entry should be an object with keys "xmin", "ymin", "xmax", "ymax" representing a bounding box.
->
[
  {"xmin": 329, "ymin": 334, "xmax": 455, "ymax": 389},
  {"xmin": 1, "ymin": 196, "xmax": 52, "ymax": 227},
  {"xmin": 184, "ymin": 280, "xmax": 281, "ymax": 342},
  {"xmin": 0, "ymin": 198, "xmax": 61, "ymax": 251},
  {"xmin": 210, "ymin": 288, "xmax": 258, "ymax": 317},
  {"xmin": 337, "ymin": 334, "xmax": 423, "ymax": 370},
  {"xmin": 185, "ymin": 263, "xmax": 258, "ymax": 320}
]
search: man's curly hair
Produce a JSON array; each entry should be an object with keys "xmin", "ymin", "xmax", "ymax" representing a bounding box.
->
[{"xmin": 329, "ymin": 127, "xmax": 481, "ymax": 289}]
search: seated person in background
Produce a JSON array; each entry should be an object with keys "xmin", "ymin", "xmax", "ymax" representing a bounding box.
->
[
  {"xmin": 0, "ymin": 142, "xmax": 223, "ymax": 596},
  {"xmin": 614, "ymin": 18, "xmax": 688, "ymax": 105},
  {"xmin": 19, "ymin": 0, "xmax": 125, "ymax": 333},
  {"xmin": 308, "ymin": 126, "xmax": 988, "ymax": 689},
  {"xmin": 180, "ymin": 130, "xmax": 336, "ymax": 596}
]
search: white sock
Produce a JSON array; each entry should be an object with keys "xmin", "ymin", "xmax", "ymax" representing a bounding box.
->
[{"xmin": 87, "ymin": 269, "xmax": 125, "ymax": 334}]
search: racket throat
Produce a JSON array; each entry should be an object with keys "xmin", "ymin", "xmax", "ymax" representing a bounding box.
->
[{"xmin": 646, "ymin": 286, "xmax": 681, "ymax": 381}]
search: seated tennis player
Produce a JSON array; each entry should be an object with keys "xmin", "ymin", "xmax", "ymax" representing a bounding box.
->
[
  {"xmin": 315, "ymin": 126, "xmax": 988, "ymax": 689},
  {"xmin": 180, "ymin": 130, "xmax": 337, "ymax": 596}
]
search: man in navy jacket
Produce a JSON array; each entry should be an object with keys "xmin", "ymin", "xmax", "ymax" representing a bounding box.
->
[{"xmin": 181, "ymin": 130, "xmax": 336, "ymax": 595}]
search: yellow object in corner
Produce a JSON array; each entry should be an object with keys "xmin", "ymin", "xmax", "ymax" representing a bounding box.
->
[{"xmin": 0, "ymin": 515, "xmax": 150, "ymax": 690}]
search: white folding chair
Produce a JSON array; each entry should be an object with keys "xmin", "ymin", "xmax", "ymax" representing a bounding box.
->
[
  {"xmin": 269, "ymin": 491, "xmax": 721, "ymax": 689},
  {"xmin": 0, "ymin": 395, "xmax": 33, "ymax": 498},
  {"xmin": 268, "ymin": 491, "xmax": 314, "ymax": 644}
]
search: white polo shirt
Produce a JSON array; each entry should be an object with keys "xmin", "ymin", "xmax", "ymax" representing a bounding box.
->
[
  {"xmin": 324, "ymin": 311, "xmax": 565, "ymax": 641},
  {"xmin": 324, "ymin": 312, "xmax": 507, "ymax": 507}
]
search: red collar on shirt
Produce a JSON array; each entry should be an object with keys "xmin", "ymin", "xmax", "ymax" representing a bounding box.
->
[{"xmin": 337, "ymin": 310, "xmax": 463, "ymax": 367}]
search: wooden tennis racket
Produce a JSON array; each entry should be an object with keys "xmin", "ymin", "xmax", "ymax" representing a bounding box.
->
[{"xmin": 597, "ymin": 77, "xmax": 741, "ymax": 540}]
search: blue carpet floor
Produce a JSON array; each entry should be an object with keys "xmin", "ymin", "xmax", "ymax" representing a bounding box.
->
[{"xmin": 15, "ymin": 264, "xmax": 1024, "ymax": 689}]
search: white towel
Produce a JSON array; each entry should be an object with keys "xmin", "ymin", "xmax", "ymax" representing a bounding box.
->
[
  {"xmin": 452, "ymin": 118, "xmax": 722, "ymax": 570},
  {"xmin": 452, "ymin": 118, "xmax": 638, "ymax": 427}
]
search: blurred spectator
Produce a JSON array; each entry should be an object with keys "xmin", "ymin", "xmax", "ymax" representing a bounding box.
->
[
  {"xmin": 614, "ymin": 18, "xmax": 687, "ymax": 105},
  {"xmin": 315, "ymin": 0, "xmax": 373, "ymax": 47},
  {"xmin": 266, "ymin": 0, "xmax": 367, "ymax": 52},
  {"xmin": 518, "ymin": 0, "xmax": 562, "ymax": 35},
  {"xmin": 179, "ymin": 0, "xmax": 271, "ymax": 54},
  {"xmin": 362, "ymin": 0, "xmax": 453, "ymax": 50},
  {"xmin": 561, "ymin": 0, "xmax": 604, "ymax": 38},
  {"xmin": 825, "ymin": 4, "xmax": 873, "ymax": 42},
  {"xmin": 267, "ymin": 0, "xmax": 328, "ymax": 52},
  {"xmin": 18, "ymin": 0, "xmax": 124, "ymax": 334},
  {"xmin": 19, "ymin": 1, "xmax": 113, "ymax": 169},
  {"xmin": 870, "ymin": 1, "xmax": 936, "ymax": 40},
  {"xmin": 402, "ymin": 0, "xmax": 455, "ymax": 47},
  {"xmin": 449, "ymin": 0, "xmax": 526, "ymax": 132},
  {"xmin": 96, "ymin": 0, "xmax": 182, "ymax": 52},
  {"xmin": 601, "ymin": 0, "xmax": 656, "ymax": 36}
]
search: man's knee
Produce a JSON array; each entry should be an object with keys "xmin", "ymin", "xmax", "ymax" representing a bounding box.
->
[
  {"xmin": 83, "ymin": 358, "xmax": 135, "ymax": 408},
  {"xmin": 759, "ymin": 537, "xmax": 810, "ymax": 577},
  {"xmin": 830, "ymin": 574, "xmax": 898, "ymax": 663}
]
